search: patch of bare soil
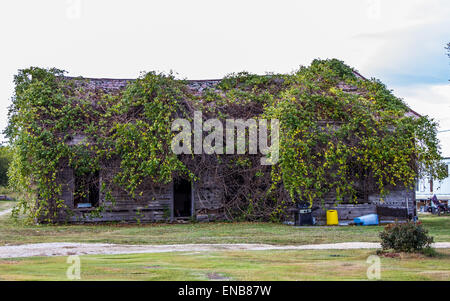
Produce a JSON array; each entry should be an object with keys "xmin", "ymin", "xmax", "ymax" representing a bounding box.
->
[
  {"xmin": 0, "ymin": 242, "xmax": 449, "ymax": 259},
  {"xmin": 207, "ymin": 272, "xmax": 230, "ymax": 280},
  {"xmin": 0, "ymin": 260, "xmax": 19, "ymax": 265}
]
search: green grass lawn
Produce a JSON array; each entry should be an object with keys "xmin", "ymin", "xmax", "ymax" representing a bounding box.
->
[
  {"xmin": 0, "ymin": 204, "xmax": 449, "ymax": 281},
  {"xmin": 0, "ymin": 212, "xmax": 449, "ymax": 246},
  {"xmin": 1, "ymin": 249, "xmax": 449, "ymax": 281}
]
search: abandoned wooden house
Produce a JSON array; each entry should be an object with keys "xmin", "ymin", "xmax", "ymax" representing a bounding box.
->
[{"xmin": 45, "ymin": 68, "xmax": 420, "ymax": 225}]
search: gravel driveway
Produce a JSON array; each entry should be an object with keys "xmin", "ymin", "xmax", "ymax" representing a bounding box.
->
[{"xmin": 1, "ymin": 242, "xmax": 450, "ymax": 259}]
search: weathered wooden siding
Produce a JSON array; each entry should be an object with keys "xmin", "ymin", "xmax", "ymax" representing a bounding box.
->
[
  {"xmin": 56, "ymin": 164, "xmax": 414, "ymax": 223},
  {"xmin": 312, "ymin": 186, "xmax": 415, "ymax": 224},
  {"xmin": 57, "ymin": 167, "xmax": 173, "ymax": 223},
  {"xmin": 192, "ymin": 173, "xmax": 224, "ymax": 221}
]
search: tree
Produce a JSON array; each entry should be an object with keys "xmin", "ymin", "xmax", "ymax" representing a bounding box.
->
[{"xmin": 0, "ymin": 145, "xmax": 12, "ymax": 187}]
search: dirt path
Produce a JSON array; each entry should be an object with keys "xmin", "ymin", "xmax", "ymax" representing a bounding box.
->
[
  {"xmin": 0, "ymin": 208, "xmax": 12, "ymax": 217},
  {"xmin": 1, "ymin": 242, "xmax": 450, "ymax": 259}
]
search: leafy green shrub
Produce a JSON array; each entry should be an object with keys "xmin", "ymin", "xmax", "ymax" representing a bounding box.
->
[{"xmin": 379, "ymin": 221, "xmax": 434, "ymax": 253}]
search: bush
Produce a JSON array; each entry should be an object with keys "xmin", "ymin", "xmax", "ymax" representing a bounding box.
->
[{"xmin": 379, "ymin": 221, "xmax": 434, "ymax": 253}]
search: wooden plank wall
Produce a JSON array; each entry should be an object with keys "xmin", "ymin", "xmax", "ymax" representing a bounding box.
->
[
  {"xmin": 193, "ymin": 173, "xmax": 225, "ymax": 221},
  {"xmin": 312, "ymin": 186, "xmax": 415, "ymax": 224},
  {"xmin": 57, "ymin": 167, "xmax": 173, "ymax": 223},
  {"xmin": 55, "ymin": 165, "xmax": 414, "ymax": 223}
]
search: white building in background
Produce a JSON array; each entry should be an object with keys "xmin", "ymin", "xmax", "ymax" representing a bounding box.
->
[{"xmin": 416, "ymin": 157, "xmax": 450, "ymax": 201}]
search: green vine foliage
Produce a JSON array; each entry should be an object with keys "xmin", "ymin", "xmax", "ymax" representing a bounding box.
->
[
  {"xmin": 5, "ymin": 59, "xmax": 446, "ymax": 223},
  {"xmin": 105, "ymin": 72, "xmax": 193, "ymax": 194},
  {"xmin": 6, "ymin": 69, "xmax": 192, "ymax": 222},
  {"xmin": 262, "ymin": 60, "xmax": 445, "ymax": 204}
]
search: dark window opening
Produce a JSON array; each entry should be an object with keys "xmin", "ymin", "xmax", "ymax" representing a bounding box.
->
[
  {"xmin": 173, "ymin": 178, "xmax": 192, "ymax": 217},
  {"xmin": 74, "ymin": 171, "xmax": 99, "ymax": 208}
]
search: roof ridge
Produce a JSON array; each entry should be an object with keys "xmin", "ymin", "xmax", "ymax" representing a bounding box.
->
[{"xmin": 63, "ymin": 76, "xmax": 222, "ymax": 82}]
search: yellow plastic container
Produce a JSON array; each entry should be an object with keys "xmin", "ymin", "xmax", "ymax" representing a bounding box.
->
[{"xmin": 326, "ymin": 210, "xmax": 339, "ymax": 225}]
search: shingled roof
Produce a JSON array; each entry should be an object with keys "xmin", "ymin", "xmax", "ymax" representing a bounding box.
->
[
  {"xmin": 65, "ymin": 76, "xmax": 221, "ymax": 95},
  {"xmin": 64, "ymin": 71, "xmax": 421, "ymax": 118}
]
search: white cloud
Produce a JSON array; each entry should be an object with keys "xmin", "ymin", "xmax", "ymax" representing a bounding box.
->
[
  {"xmin": 393, "ymin": 84, "xmax": 450, "ymax": 157},
  {"xmin": 394, "ymin": 84, "xmax": 450, "ymax": 126},
  {"xmin": 0, "ymin": 0, "xmax": 449, "ymax": 146}
]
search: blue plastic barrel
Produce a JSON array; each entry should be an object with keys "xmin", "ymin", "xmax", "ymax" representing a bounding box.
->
[{"xmin": 353, "ymin": 214, "xmax": 379, "ymax": 226}]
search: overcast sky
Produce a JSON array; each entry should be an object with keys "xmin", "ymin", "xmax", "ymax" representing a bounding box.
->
[{"xmin": 1, "ymin": 0, "xmax": 449, "ymax": 155}]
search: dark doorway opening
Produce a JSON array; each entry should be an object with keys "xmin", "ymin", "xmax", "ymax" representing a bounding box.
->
[
  {"xmin": 173, "ymin": 178, "xmax": 192, "ymax": 217},
  {"xmin": 74, "ymin": 171, "xmax": 99, "ymax": 208}
]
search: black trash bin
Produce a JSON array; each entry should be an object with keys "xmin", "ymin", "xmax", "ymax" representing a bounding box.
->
[{"xmin": 294, "ymin": 202, "xmax": 316, "ymax": 226}]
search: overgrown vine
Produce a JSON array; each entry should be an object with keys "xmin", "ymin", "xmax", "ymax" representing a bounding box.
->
[{"xmin": 5, "ymin": 59, "xmax": 446, "ymax": 223}]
